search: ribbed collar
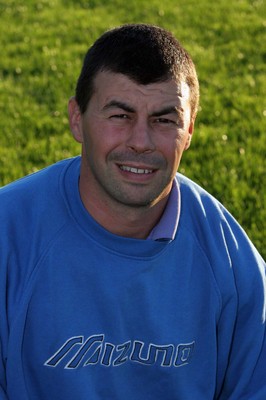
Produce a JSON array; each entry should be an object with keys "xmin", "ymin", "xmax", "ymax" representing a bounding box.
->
[{"xmin": 147, "ymin": 177, "xmax": 180, "ymax": 241}]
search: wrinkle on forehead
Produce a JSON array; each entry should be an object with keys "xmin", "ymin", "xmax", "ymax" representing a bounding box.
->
[
  {"xmin": 110, "ymin": 79, "xmax": 186, "ymax": 100},
  {"xmin": 92, "ymin": 71, "xmax": 191, "ymax": 113}
]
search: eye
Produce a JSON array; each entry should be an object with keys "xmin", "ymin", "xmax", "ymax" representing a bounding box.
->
[
  {"xmin": 110, "ymin": 114, "xmax": 129, "ymax": 120},
  {"xmin": 154, "ymin": 117, "xmax": 176, "ymax": 125}
]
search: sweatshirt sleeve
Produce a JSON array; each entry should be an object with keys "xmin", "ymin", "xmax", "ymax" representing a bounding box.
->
[
  {"xmin": 0, "ymin": 253, "xmax": 8, "ymax": 398},
  {"xmin": 0, "ymin": 388, "xmax": 8, "ymax": 400},
  {"xmin": 216, "ymin": 212, "xmax": 266, "ymax": 399}
]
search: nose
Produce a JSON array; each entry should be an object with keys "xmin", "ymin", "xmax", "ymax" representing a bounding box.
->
[{"xmin": 126, "ymin": 118, "xmax": 155, "ymax": 154}]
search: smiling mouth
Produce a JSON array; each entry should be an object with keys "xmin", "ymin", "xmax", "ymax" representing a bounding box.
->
[{"xmin": 119, "ymin": 165, "xmax": 154, "ymax": 174}]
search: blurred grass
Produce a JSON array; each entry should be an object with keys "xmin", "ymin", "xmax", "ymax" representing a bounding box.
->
[{"xmin": 0, "ymin": 0, "xmax": 265, "ymax": 258}]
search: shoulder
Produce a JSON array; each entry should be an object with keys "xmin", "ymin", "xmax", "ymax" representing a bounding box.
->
[
  {"xmin": 0, "ymin": 156, "xmax": 80, "ymax": 240},
  {"xmin": 0, "ymin": 157, "xmax": 77, "ymax": 200},
  {"xmin": 0, "ymin": 157, "xmax": 80, "ymax": 213},
  {"xmin": 176, "ymin": 173, "xmax": 227, "ymax": 225},
  {"xmin": 176, "ymin": 174, "xmax": 265, "ymax": 320},
  {"xmin": 176, "ymin": 172, "xmax": 265, "ymax": 266},
  {"xmin": 0, "ymin": 157, "xmax": 81, "ymax": 290}
]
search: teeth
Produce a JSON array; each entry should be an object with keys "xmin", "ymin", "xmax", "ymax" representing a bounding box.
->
[{"xmin": 120, "ymin": 165, "xmax": 153, "ymax": 174}]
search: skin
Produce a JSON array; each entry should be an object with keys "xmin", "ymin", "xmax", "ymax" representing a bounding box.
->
[{"xmin": 69, "ymin": 71, "xmax": 195, "ymax": 239}]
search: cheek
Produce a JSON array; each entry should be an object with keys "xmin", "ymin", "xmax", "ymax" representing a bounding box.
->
[
  {"xmin": 163, "ymin": 140, "xmax": 186, "ymax": 170},
  {"xmin": 162, "ymin": 135, "xmax": 184, "ymax": 155},
  {"xmin": 82, "ymin": 128, "xmax": 122, "ymax": 165},
  {"xmin": 174, "ymin": 129, "xmax": 191, "ymax": 152}
]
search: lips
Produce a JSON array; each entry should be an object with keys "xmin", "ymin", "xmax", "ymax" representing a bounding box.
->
[{"xmin": 119, "ymin": 165, "xmax": 153, "ymax": 174}]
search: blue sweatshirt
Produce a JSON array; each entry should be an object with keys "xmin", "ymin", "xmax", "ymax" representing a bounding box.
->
[{"xmin": 0, "ymin": 157, "xmax": 265, "ymax": 399}]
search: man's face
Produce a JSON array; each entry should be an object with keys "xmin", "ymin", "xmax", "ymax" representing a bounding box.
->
[{"xmin": 69, "ymin": 71, "xmax": 194, "ymax": 209}]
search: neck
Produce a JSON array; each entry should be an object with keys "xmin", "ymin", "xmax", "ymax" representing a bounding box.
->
[
  {"xmin": 85, "ymin": 200, "xmax": 167, "ymax": 239},
  {"xmin": 78, "ymin": 179, "xmax": 169, "ymax": 240}
]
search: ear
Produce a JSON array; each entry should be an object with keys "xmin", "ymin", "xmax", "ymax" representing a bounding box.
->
[
  {"xmin": 68, "ymin": 96, "xmax": 83, "ymax": 143},
  {"xmin": 184, "ymin": 118, "xmax": 195, "ymax": 150}
]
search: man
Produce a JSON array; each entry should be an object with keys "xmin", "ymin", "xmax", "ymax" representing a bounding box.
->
[{"xmin": 0, "ymin": 24, "xmax": 265, "ymax": 399}]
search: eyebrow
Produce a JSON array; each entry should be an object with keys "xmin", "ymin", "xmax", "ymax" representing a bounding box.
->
[
  {"xmin": 102, "ymin": 100, "xmax": 135, "ymax": 113},
  {"xmin": 151, "ymin": 106, "xmax": 182, "ymax": 117},
  {"xmin": 102, "ymin": 101, "xmax": 183, "ymax": 117}
]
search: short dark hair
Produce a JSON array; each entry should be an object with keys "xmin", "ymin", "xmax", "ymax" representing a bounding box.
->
[{"xmin": 75, "ymin": 24, "xmax": 199, "ymax": 118}]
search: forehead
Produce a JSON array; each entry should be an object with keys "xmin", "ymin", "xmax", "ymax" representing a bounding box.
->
[{"xmin": 91, "ymin": 71, "xmax": 190, "ymax": 109}]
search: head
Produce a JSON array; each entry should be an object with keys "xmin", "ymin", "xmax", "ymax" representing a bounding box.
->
[
  {"xmin": 75, "ymin": 24, "xmax": 199, "ymax": 120},
  {"xmin": 69, "ymin": 24, "xmax": 199, "ymax": 234}
]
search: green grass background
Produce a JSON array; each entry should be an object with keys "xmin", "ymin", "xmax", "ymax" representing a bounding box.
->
[{"xmin": 0, "ymin": 0, "xmax": 265, "ymax": 258}]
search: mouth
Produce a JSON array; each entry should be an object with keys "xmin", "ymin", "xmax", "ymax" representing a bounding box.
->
[{"xmin": 119, "ymin": 165, "xmax": 154, "ymax": 175}]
